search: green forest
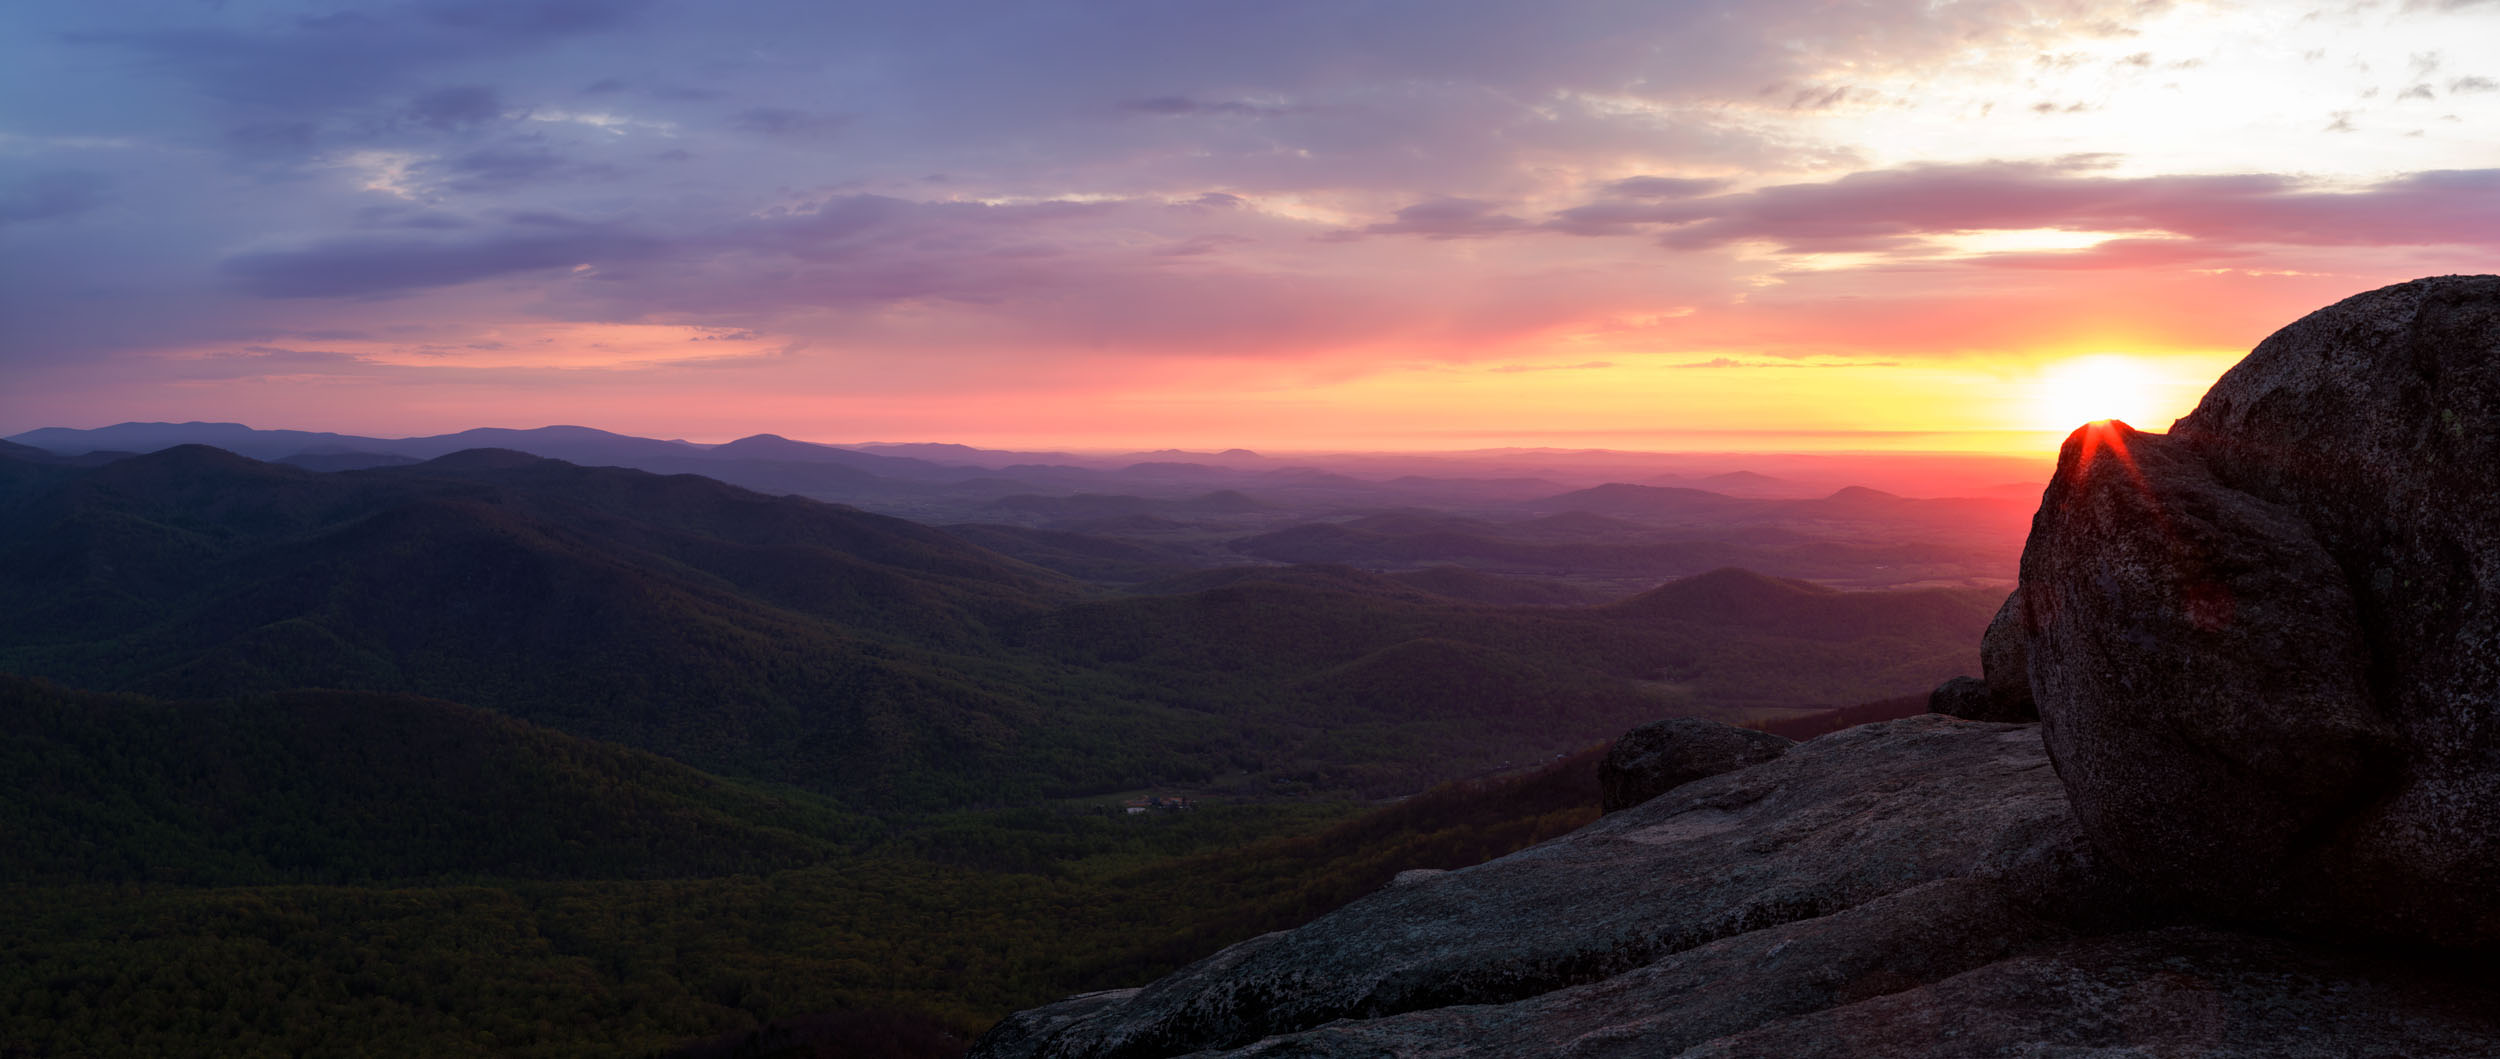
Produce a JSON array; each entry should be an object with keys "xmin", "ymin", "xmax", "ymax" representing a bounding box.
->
[
  {"xmin": 1, "ymin": 676, "xmax": 1611, "ymax": 1056},
  {"xmin": 0, "ymin": 446, "xmax": 1978, "ymax": 1055}
]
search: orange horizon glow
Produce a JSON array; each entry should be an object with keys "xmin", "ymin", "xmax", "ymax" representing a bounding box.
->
[
  {"xmin": 5, "ymin": 2, "xmax": 2491, "ymax": 457},
  {"xmin": 48, "ymin": 335, "xmax": 2244, "ymax": 458}
]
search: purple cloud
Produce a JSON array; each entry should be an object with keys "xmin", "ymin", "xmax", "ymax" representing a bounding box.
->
[
  {"xmin": 1606, "ymin": 176, "xmax": 1729, "ymax": 199},
  {"xmin": 1533, "ymin": 161, "xmax": 2500, "ymax": 252},
  {"xmin": 405, "ymin": 85, "xmax": 504, "ymax": 130},
  {"xmin": 221, "ymin": 221, "xmax": 661, "ymax": 298},
  {"xmin": 1362, "ymin": 197, "xmax": 1533, "ymax": 239},
  {"xmin": 729, "ymin": 107, "xmax": 851, "ymax": 138},
  {"xmin": 0, "ymin": 171, "xmax": 109, "ymax": 227}
]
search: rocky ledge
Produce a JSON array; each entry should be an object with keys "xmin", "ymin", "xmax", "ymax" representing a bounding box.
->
[{"xmin": 971, "ymin": 277, "xmax": 2500, "ymax": 1058}]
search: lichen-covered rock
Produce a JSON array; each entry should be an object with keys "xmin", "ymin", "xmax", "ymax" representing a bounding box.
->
[
  {"xmin": 1598, "ymin": 716, "xmax": 1791, "ymax": 812},
  {"xmin": 2020, "ymin": 275, "xmax": 2500, "ymax": 949},
  {"xmin": 974, "ymin": 718, "xmax": 2094, "ymax": 1059}
]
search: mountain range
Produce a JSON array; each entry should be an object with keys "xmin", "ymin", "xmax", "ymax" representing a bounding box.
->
[
  {"xmin": 0, "ymin": 427, "xmax": 2021, "ymax": 1056},
  {"xmin": 0, "ymin": 442, "xmax": 2002, "ymax": 810}
]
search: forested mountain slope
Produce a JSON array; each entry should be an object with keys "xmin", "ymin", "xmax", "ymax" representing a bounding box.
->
[{"xmin": 0, "ymin": 446, "xmax": 1997, "ymax": 808}]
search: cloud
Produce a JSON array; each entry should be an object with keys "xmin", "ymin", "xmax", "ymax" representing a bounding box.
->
[
  {"xmin": 220, "ymin": 219, "xmax": 661, "ymax": 297},
  {"xmin": 406, "ymin": 85, "xmax": 504, "ymax": 130},
  {"xmin": 1547, "ymin": 198, "xmax": 1721, "ymax": 236},
  {"xmin": 170, "ymin": 346, "xmax": 386, "ymax": 380},
  {"xmin": 414, "ymin": 0, "xmax": 644, "ymax": 37},
  {"xmin": 1488, "ymin": 360, "xmax": 1613, "ymax": 373},
  {"xmin": 1152, "ymin": 233, "xmax": 1255, "ymax": 256},
  {"xmin": 0, "ymin": 171, "xmax": 109, "ymax": 227},
  {"xmin": 427, "ymin": 144, "xmax": 619, "ymax": 191},
  {"xmin": 13, "ymin": 0, "xmax": 2492, "ymax": 429},
  {"xmin": 1606, "ymin": 176, "xmax": 1729, "ymax": 199},
  {"xmin": 1119, "ymin": 96, "xmax": 1336, "ymax": 118},
  {"xmin": 1663, "ymin": 357, "xmax": 1901, "ymax": 369},
  {"xmin": 1361, "ymin": 197, "xmax": 1533, "ymax": 239},
  {"xmin": 2451, "ymin": 76, "xmax": 2500, "ymax": 93},
  {"xmin": 729, "ymin": 107, "xmax": 851, "ymax": 138},
  {"xmin": 1535, "ymin": 160, "xmax": 2500, "ymax": 253},
  {"xmin": 1957, "ymin": 236, "xmax": 2242, "ymax": 271},
  {"xmin": 355, "ymin": 205, "xmax": 473, "ymax": 230},
  {"xmin": 68, "ymin": 2, "xmax": 642, "ymax": 110}
]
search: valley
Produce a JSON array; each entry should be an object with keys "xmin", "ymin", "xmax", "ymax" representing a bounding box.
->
[{"xmin": 0, "ymin": 425, "xmax": 2031, "ymax": 1055}]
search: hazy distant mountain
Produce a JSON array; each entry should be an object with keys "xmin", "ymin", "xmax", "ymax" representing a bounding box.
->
[
  {"xmin": 852, "ymin": 441, "xmax": 1087, "ymax": 467},
  {"xmin": 277, "ymin": 450, "xmax": 418, "ymax": 471},
  {"xmin": 0, "ymin": 439, "xmax": 57, "ymax": 462},
  {"xmin": 980, "ymin": 489, "xmax": 1269, "ymax": 523},
  {"xmin": 10, "ymin": 421, "xmax": 374, "ymax": 461},
  {"xmin": 1379, "ymin": 474, "xmax": 1564, "ymax": 501},
  {"xmin": 1505, "ymin": 510, "xmax": 1652, "ymax": 537},
  {"xmin": 1231, "ymin": 520, "xmax": 1764, "ymax": 575},
  {"xmin": 1651, "ymin": 469, "xmax": 1804, "ymax": 497},
  {"xmin": 8, "ymin": 421, "xmax": 703, "ymax": 467},
  {"xmin": 1606, "ymin": 567, "xmax": 1994, "ymax": 643},
  {"xmin": 1525, "ymin": 482, "xmax": 1762, "ymax": 519},
  {"xmin": 940, "ymin": 523, "xmax": 1204, "ymax": 583},
  {"xmin": 1385, "ymin": 565, "xmax": 1610, "ymax": 606},
  {"xmin": 1126, "ymin": 447, "xmax": 1268, "ymax": 467},
  {"xmin": 0, "ymin": 442, "xmax": 1999, "ymax": 807},
  {"xmin": 699, "ymin": 433, "xmax": 995, "ymax": 481}
]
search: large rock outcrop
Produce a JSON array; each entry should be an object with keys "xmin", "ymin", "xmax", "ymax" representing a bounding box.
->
[
  {"xmin": 2016, "ymin": 275, "xmax": 2500, "ymax": 948},
  {"xmin": 1598, "ymin": 716, "xmax": 1790, "ymax": 812}
]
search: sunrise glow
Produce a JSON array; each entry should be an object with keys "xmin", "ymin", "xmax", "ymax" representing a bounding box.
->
[
  {"xmin": 2033, "ymin": 356, "xmax": 2171, "ymax": 436},
  {"xmin": 4, "ymin": 1, "xmax": 2496, "ymax": 453}
]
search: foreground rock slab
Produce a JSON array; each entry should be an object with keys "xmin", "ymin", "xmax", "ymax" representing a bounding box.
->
[
  {"xmin": 977, "ymin": 716, "xmax": 2500, "ymax": 1059},
  {"xmin": 976, "ymin": 717, "xmax": 2104, "ymax": 1059}
]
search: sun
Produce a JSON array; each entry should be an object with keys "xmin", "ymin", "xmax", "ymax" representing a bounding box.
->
[{"xmin": 2033, "ymin": 354, "xmax": 2170, "ymax": 433}]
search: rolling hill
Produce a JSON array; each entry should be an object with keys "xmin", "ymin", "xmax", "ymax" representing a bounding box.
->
[{"xmin": 0, "ymin": 444, "xmax": 1999, "ymax": 809}]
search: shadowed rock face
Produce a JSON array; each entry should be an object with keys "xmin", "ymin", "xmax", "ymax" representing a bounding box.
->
[
  {"xmin": 1926, "ymin": 593, "xmax": 2037, "ymax": 722},
  {"xmin": 2020, "ymin": 421, "xmax": 2393, "ymax": 926},
  {"xmin": 2173, "ymin": 274, "xmax": 2500, "ymax": 946},
  {"xmin": 2019, "ymin": 275, "xmax": 2500, "ymax": 948},
  {"xmin": 1598, "ymin": 717, "xmax": 1791, "ymax": 812},
  {"xmin": 1976, "ymin": 592, "xmax": 2036, "ymax": 721}
]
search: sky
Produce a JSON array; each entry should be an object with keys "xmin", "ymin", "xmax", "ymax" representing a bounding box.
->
[{"xmin": 3, "ymin": 0, "xmax": 2496, "ymax": 453}]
